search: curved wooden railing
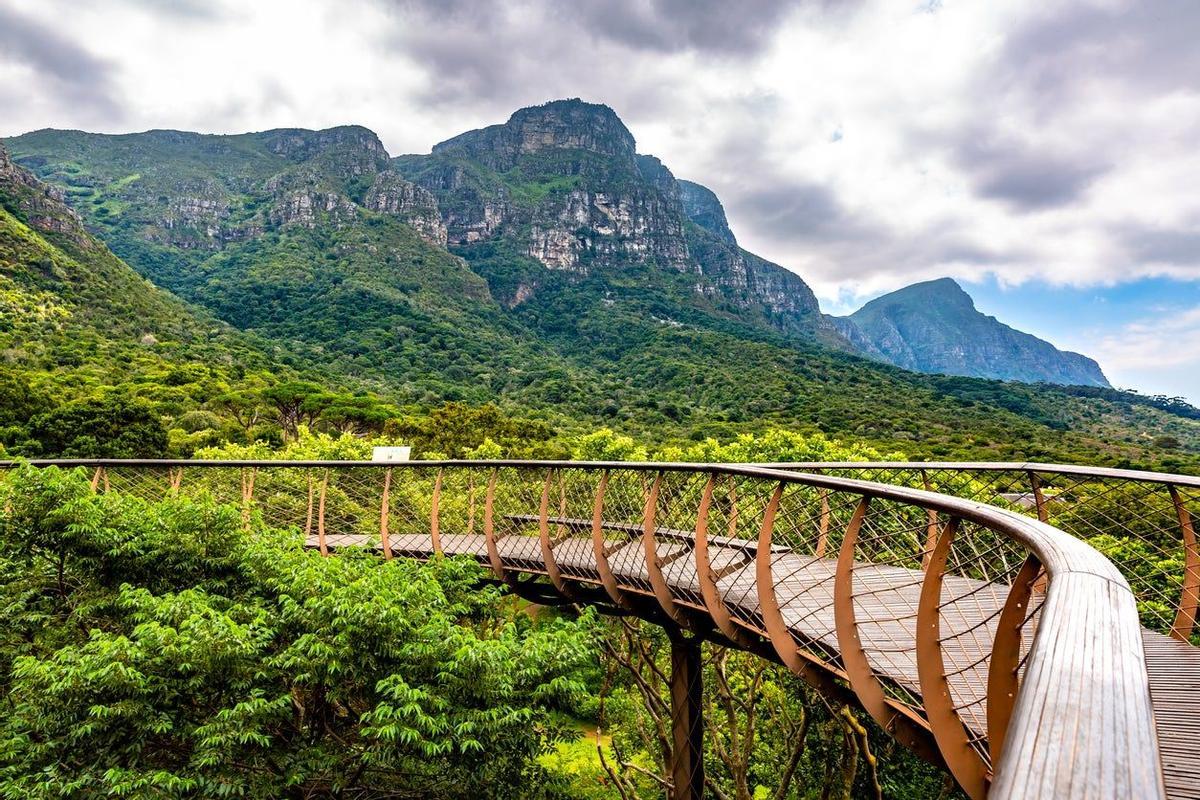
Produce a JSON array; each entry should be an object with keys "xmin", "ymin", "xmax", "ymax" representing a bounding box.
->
[
  {"xmin": 0, "ymin": 460, "xmax": 1169, "ymax": 799},
  {"xmin": 756, "ymin": 461, "xmax": 1200, "ymax": 643}
]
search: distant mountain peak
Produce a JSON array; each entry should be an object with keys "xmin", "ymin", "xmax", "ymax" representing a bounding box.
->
[
  {"xmin": 841, "ymin": 278, "xmax": 1110, "ymax": 387},
  {"xmin": 862, "ymin": 277, "xmax": 977, "ymax": 315},
  {"xmin": 432, "ymin": 98, "xmax": 636, "ymax": 170}
]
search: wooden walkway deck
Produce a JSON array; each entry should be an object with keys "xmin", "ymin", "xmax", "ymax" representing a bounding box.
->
[{"xmin": 309, "ymin": 528, "xmax": 1199, "ymax": 800}]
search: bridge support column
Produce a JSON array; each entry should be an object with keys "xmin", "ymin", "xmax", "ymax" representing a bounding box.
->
[{"xmin": 669, "ymin": 636, "xmax": 704, "ymax": 800}]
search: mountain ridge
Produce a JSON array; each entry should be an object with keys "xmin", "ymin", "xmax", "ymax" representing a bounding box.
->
[
  {"xmin": 839, "ymin": 278, "xmax": 1109, "ymax": 387},
  {"xmin": 4, "ymin": 117, "xmax": 1200, "ymax": 465},
  {"xmin": 6, "ymin": 102, "xmax": 1110, "ymax": 387}
]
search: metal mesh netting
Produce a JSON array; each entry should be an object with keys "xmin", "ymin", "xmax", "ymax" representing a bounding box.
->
[{"xmin": 803, "ymin": 465, "xmax": 1197, "ymax": 640}]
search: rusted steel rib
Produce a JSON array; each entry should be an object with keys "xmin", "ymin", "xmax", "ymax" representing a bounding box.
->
[
  {"xmin": 1170, "ymin": 485, "xmax": 1198, "ymax": 642},
  {"xmin": 380, "ymin": 467, "xmax": 393, "ymax": 559},
  {"xmin": 834, "ymin": 498, "xmax": 889, "ymax": 722},
  {"xmin": 241, "ymin": 467, "xmax": 257, "ymax": 528},
  {"xmin": 304, "ymin": 471, "xmax": 315, "ymax": 539},
  {"xmin": 642, "ymin": 471, "xmax": 689, "ymax": 626},
  {"xmin": 539, "ymin": 469, "xmax": 576, "ymax": 600},
  {"xmin": 920, "ymin": 469, "xmax": 939, "ymax": 570},
  {"xmin": 695, "ymin": 475, "xmax": 751, "ymax": 646},
  {"xmin": 755, "ymin": 483, "xmax": 801, "ymax": 671},
  {"xmin": 815, "ymin": 488, "xmax": 831, "ymax": 557},
  {"xmin": 591, "ymin": 470, "xmax": 633, "ymax": 610},
  {"xmin": 483, "ymin": 468, "xmax": 504, "ymax": 581},
  {"xmin": 916, "ymin": 517, "xmax": 988, "ymax": 800},
  {"xmin": 1027, "ymin": 471, "xmax": 1049, "ymax": 523},
  {"xmin": 317, "ymin": 469, "xmax": 329, "ymax": 556},
  {"xmin": 430, "ymin": 468, "xmax": 443, "ymax": 556},
  {"xmin": 986, "ymin": 554, "xmax": 1041, "ymax": 767}
]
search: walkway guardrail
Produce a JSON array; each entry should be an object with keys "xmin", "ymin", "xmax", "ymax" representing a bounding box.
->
[{"xmin": 0, "ymin": 459, "xmax": 1170, "ymax": 800}]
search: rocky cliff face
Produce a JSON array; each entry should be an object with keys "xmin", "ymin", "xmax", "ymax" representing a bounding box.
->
[
  {"xmin": 433, "ymin": 99, "xmax": 638, "ymax": 171},
  {"xmin": 265, "ymin": 169, "xmax": 360, "ymax": 229},
  {"xmin": 396, "ymin": 99, "xmax": 826, "ymax": 334},
  {"xmin": 0, "ymin": 144, "xmax": 89, "ymax": 246},
  {"xmin": 840, "ymin": 278, "xmax": 1111, "ymax": 386},
  {"xmin": 679, "ymin": 179, "xmax": 737, "ymax": 246},
  {"xmin": 363, "ymin": 172, "xmax": 447, "ymax": 245},
  {"xmin": 259, "ymin": 125, "xmax": 389, "ymax": 174},
  {"xmin": 403, "ymin": 101, "xmax": 695, "ymax": 276}
]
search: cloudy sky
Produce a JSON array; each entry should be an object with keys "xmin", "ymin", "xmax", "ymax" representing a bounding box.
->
[{"xmin": 2, "ymin": 0, "xmax": 1198, "ymax": 400}]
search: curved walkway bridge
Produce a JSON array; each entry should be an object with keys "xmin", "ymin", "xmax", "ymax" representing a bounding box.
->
[{"xmin": 9, "ymin": 459, "xmax": 1200, "ymax": 800}]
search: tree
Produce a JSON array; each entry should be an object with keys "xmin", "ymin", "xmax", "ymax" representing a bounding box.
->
[
  {"xmin": 262, "ymin": 381, "xmax": 326, "ymax": 441},
  {"xmin": 26, "ymin": 396, "xmax": 168, "ymax": 458},
  {"xmin": 0, "ymin": 465, "xmax": 597, "ymax": 799},
  {"xmin": 318, "ymin": 394, "xmax": 399, "ymax": 435},
  {"xmin": 0, "ymin": 370, "xmax": 52, "ymax": 428},
  {"xmin": 386, "ymin": 402, "xmax": 555, "ymax": 459},
  {"xmin": 212, "ymin": 390, "xmax": 267, "ymax": 435}
]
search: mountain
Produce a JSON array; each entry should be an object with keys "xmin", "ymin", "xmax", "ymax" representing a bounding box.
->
[
  {"xmin": 392, "ymin": 99, "xmax": 842, "ymax": 343},
  {"xmin": 0, "ymin": 141, "xmax": 304, "ymax": 453},
  {"xmin": 0, "ymin": 141, "xmax": 268, "ymax": 372},
  {"xmin": 6, "ymin": 102, "xmax": 1199, "ymax": 466},
  {"xmin": 2, "ymin": 125, "xmax": 584, "ymax": 407},
  {"xmin": 838, "ymin": 278, "xmax": 1110, "ymax": 386}
]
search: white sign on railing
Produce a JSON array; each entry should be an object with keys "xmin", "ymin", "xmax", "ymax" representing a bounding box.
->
[{"xmin": 371, "ymin": 446, "xmax": 412, "ymax": 462}]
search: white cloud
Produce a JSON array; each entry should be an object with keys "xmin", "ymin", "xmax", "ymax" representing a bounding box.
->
[
  {"xmin": 1087, "ymin": 306, "xmax": 1200, "ymax": 399},
  {"xmin": 1092, "ymin": 306, "xmax": 1200, "ymax": 371},
  {"xmin": 0, "ymin": 0, "xmax": 1197, "ymax": 365}
]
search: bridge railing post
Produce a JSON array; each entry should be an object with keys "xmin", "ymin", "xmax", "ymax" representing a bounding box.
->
[{"xmin": 1169, "ymin": 485, "xmax": 1199, "ymax": 642}]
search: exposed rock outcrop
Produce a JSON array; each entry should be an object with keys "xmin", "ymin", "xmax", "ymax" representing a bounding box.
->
[
  {"xmin": 363, "ymin": 172, "xmax": 447, "ymax": 245},
  {"xmin": 265, "ymin": 170, "xmax": 358, "ymax": 229},
  {"xmin": 0, "ymin": 144, "xmax": 88, "ymax": 245},
  {"xmin": 433, "ymin": 99, "xmax": 637, "ymax": 170},
  {"xmin": 679, "ymin": 179, "xmax": 737, "ymax": 246},
  {"xmin": 397, "ymin": 99, "xmax": 827, "ymax": 333},
  {"xmin": 259, "ymin": 125, "xmax": 390, "ymax": 176}
]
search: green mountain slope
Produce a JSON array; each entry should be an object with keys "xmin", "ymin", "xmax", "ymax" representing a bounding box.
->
[
  {"xmin": 0, "ymin": 143, "xmax": 305, "ymax": 454},
  {"xmin": 5, "ymin": 126, "xmax": 585, "ymax": 406}
]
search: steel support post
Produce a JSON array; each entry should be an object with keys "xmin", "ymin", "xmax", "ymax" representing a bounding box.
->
[{"xmin": 669, "ymin": 636, "xmax": 704, "ymax": 800}]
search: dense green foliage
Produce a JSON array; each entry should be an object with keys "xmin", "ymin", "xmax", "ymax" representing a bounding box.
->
[
  {"xmin": 0, "ymin": 466, "xmax": 597, "ymax": 798},
  {"xmin": 26, "ymin": 397, "xmax": 168, "ymax": 457}
]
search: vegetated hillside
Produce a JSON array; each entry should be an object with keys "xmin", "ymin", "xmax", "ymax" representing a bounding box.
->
[
  {"xmin": 0, "ymin": 142, "xmax": 310, "ymax": 454},
  {"xmin": 2, "ymin": 126, "xmax": 585, "ymax": 407},
  {"xmin": 838, "ymin": 278, "xmax": 1110, "ymax": 386},
  {"xmin": 6, "ymin": 108, "xmax": 1200, "ymax": 468}
]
